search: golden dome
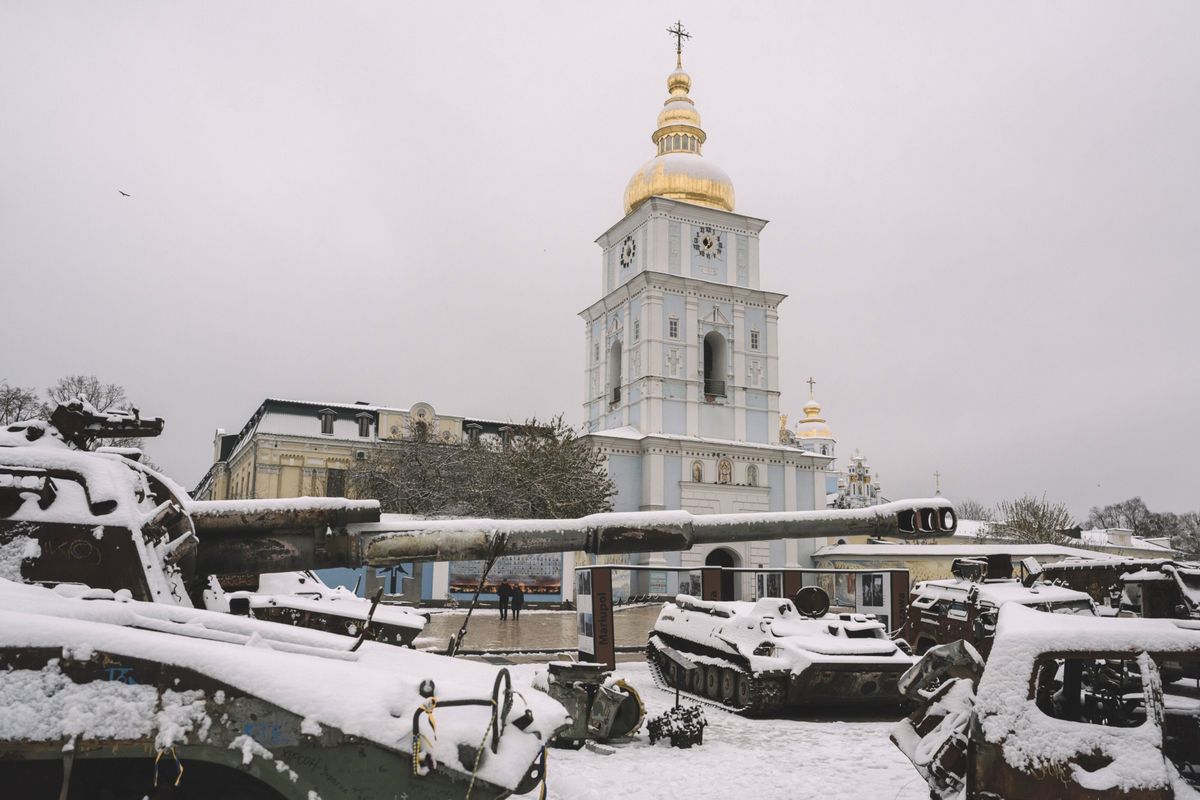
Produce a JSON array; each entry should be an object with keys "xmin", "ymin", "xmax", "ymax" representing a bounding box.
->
[
  {"xmin": 795, "ymin": 398, "xmax": 834, "ymax": 440},
  {"xmin": 623, "ymin": 54, "xmax": 735, "ymax": 214}
]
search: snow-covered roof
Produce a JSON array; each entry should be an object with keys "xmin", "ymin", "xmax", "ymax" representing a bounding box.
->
[
  {"xmin": 913, "ymin": 578, "xmax": 1092, "ymax": 606},
  {"xmin": 814, "ymin": 543, "xmax": 1111, "ymax": 560},
  {"xmin": 949, "ymin": 519, "xmax": 994, "ymax": 539},
  {"xmin": 588, "ymin": 426, "xmax": 835, "ymax": 458}
]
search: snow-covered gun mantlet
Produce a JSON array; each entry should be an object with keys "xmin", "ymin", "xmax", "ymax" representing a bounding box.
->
[{"xmin": 359, "ymin": 499, "xmax": 958, "ymax": 565}]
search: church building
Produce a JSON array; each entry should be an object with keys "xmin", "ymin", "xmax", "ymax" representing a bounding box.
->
[{"xmin": 580, "ymin": 32, "xmax": 841, "ymax": 589}]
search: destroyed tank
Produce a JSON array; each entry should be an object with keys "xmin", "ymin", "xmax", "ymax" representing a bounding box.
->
[
  {"xmin": 645, "ymin": 589, "xmax": 917, "ymax": 713},
  {"xmin": 0, "ymin": 400, "xmax": 429, "ymax": 652},
  {"xmin": 1, "ymin": 402, "xmax": 567, "ymax": 797},
  {"xmin": 0, "ymin": 577, "xmax": 564, "ymax": 799}
]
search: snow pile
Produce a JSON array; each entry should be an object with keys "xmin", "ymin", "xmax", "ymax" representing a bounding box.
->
[
  {"xmin": 976, "ymin": 604, "xmax": 1200, "ymax": 793},
  {"xmin": 0, "ymin": 659, "xmax": 158, "ymax": 742},
  {"xmin": 0, "ymin": 534, "xmax": 40, "ymax": 581},
  {"xmin": 187, "ymin": 497, "xmax": 380, "ymax": 517}
]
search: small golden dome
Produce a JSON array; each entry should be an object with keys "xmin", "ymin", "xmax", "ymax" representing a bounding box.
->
[
  {"xmin": 795, "ymin": 398, "xmax": 834, "ymax": 440},
  {"xmin": 623, "ymin": 55, "xmax": 735, "ymax": 214}
]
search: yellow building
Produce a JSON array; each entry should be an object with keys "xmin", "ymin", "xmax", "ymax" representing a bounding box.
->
[{"xmin": 193, "ymin": 398, "xmax": 512, "ymax": 501}]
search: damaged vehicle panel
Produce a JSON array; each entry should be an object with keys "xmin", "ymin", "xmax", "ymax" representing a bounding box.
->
[
  {"xmin": 893, "ymin": 603, "xmax": 1200, "ymax": 799},
  {"xmin": 904, "ymin": 555, "xmax": 1096, "ymax": 658}
]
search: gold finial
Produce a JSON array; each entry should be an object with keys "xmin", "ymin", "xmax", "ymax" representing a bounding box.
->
[
  {"xmin": 667, "ymin": 20, "xmax": 690, "ymax": 67},
  {"xmin": 806, "ymin": 376, "xmax": 817, "ymax": 399}
]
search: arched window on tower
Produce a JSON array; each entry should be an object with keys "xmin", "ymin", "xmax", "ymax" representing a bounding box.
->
[
  {"xmin": 608, "ymin": 339, "xmax": 622, "ymax": 405},
  {"xmin": 703, "ymin": 331, "xmax": 728, "ymax": 397}
]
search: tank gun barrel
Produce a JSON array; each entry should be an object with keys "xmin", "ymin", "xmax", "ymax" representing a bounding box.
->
[
  {"xmin": 49, "ymin": 399, "xmax": 164, "ymax": 449},
  {"xmin": 190, "ymin": 498, "xmax": 380, "ymax": 578},
  {"xmin": 359, "ymin": 498, "xmax": 957, "ymax": 566}
]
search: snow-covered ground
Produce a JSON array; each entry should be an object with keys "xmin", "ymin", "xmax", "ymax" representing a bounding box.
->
[{"xmin": 511, "ymin": 661, "xmax": 927, "ymax": 800}]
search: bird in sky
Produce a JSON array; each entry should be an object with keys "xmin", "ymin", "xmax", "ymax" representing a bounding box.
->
[{"xmin": 118, "ymin": 190, "xmax": 130, "ymax": 197}]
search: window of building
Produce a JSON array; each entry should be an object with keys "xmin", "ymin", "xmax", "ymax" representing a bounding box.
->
[
  {"xmin": 633, "ymin": 318, "xmax": 640, "ymax": 341},
  {"xmin": 668, "ymin": 317, "xmax": 679, "ymax": 339},
  {"xmin": 608, "ymin": 339, "xmax": 623, "ymax": 405},
  {"xmin": 326, "ymin": 468, "xmax": 346, "ymax": 498},
  {"xmin": 465, "ymin": 422, "xmax": 482, "ymax": 446},
  {"xmin": 750, "ymin": 329, "xmax": 760, "ymax": 350},
  {"xmin": 594, "ymin": 341, "xmax": 600, "ymax": 362},
  {"xmin": 319, "ymin": 409, "xmax": 335, "ymax": 435},
  {"xmin": 703, "ymin": 331, "xmax": 728, "ymax": 397},
  {"xmin": 356, "ymin": 414, "xmax": 371, "ymax": 438}
]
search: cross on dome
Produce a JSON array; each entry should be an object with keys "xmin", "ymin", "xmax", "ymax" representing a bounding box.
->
[{"xmin": 667, "ymin": 20, "xmax": 691, "ymax": 65}]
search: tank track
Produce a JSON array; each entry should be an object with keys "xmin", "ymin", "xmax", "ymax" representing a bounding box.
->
[{"xmin": 646, "ymin": 635, "xmax": 788, "ymax": 715}]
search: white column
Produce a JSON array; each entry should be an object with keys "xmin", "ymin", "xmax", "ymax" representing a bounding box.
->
[
  {"xmin": 685, "ymin": 295, "xmax": 700, "ymax": 435},
  {"xmin": 431, "ymin": 561, "xmax": 450, "ymax": 601}
]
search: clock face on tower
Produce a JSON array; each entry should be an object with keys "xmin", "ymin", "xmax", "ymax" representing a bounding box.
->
[
  {"xmin": 619, "ymin": 236, "xmax": 637, "ymax": 268},
  {"xmin": 692, "ymin": 226, "xmax": 723, "ymax": 259}
]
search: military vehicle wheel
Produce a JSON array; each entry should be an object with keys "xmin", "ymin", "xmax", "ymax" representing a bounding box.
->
[
  {"xmin": 720, "ymin": 668, "xmax": 737, "ymax": 702},
  {"xmin": 704, "ymin": 664, "xmax": 721, "ymax": 699},
  {"xmin": 735, "ymin": 673, "xmax": 752, "ymax": 707},
  {"xmin": 688, "ymin": 664, "xmax": 705, "ymax": 694}
]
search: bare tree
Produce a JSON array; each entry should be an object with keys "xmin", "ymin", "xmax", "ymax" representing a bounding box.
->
[
  {"xmin": 955, "ymin": 498, "xmax": 995, "ymax": 522},
  {"xmin": 1086, "ymin": 497, "xmax": 1154, "ymax": 533},
  {"xmin": 1170, "ymin": 511, "xmax": 1200, "ymax": 556},
  {"xmin": 0, "ymin": 380, "xmax": 42, "ymax": 425},
  {"xmin": 992, "ymin": 494, "xmax": 1075, "ymax": 545},
  {"xmin": 348, "ymin": 415, "xmax": 614, "ymax": 520},
  {"xmin": 45, "ymin": 374, "xmax": 128, "ymax": 412}
]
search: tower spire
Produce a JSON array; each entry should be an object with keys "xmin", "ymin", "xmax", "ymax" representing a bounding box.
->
[{"xmin": 623, "ymin": 22, "xmax": 735, "ymax": 214}]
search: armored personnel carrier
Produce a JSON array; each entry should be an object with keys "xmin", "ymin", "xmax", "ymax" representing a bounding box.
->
[{"xmin": 643, "ymin": 590, "xmax": 916, "ymax": 713}]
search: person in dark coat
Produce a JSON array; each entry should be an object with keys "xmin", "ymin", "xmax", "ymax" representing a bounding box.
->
[
  {"xmin": 511, "ymin": 583, "xmax": 525, "ymax": 621},
  {"xmin": 497, "ymin": 581, "xmax": 511, "ymax": 621}
]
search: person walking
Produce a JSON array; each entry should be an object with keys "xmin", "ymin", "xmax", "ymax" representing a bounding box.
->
[
  {"xmin": 497, "ymin": 580, "xmax": 511, "ymax": 622},
  {"xmin": 511, "ymin": 583, "xmax": 525, "ymax": 621}
]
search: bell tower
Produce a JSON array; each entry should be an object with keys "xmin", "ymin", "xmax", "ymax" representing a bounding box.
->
[{"xmin": 578, "ymin": 25, "xmax": 835, "ymax": 589}]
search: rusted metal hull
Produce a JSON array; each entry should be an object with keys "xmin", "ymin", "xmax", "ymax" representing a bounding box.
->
[{"xmin": 0, "ymin": 646, "xmax": 539, "ymax": 800}]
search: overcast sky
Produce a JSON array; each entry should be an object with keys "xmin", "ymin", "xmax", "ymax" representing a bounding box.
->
[{"xmin": 2, "ymin": 2, "xmax": 1197, "ymax": 518}]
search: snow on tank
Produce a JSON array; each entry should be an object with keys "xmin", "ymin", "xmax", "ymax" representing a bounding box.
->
[
  {"xmin": 0, "ymin": 577, "xmax": 565, "ymax": 799},
  {"xmin": 646, "ymin": 591, "xmax": 916, "ymax": 713},
  {"xmin": 205, "ymin": 570, "xmax": 429, "ymax": 646}
]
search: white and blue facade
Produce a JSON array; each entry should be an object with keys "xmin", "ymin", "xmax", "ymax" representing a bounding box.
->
[{"xmin": 580, "ymin": 197, "xmax": 838, "ymax": 590}]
